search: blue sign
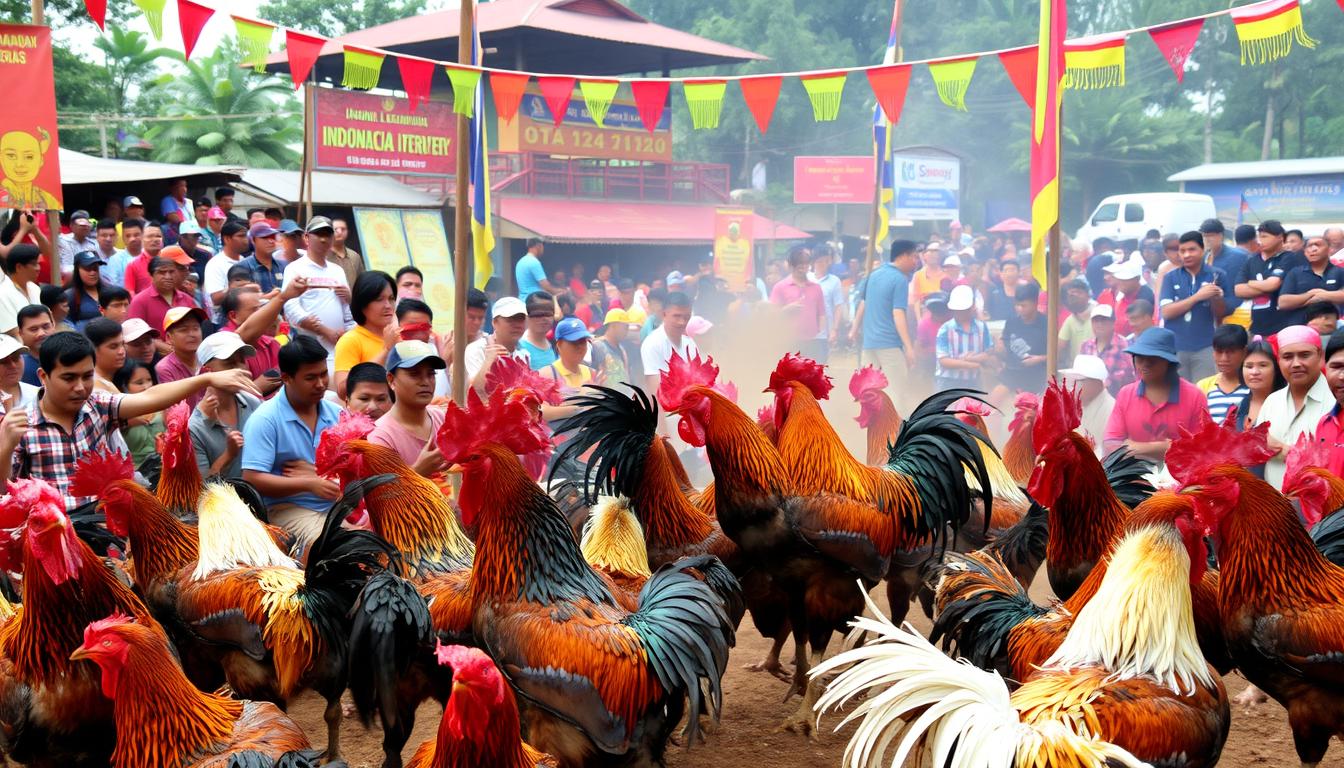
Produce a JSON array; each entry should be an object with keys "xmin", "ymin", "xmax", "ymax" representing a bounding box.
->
[{"xmin": 1186, "ymin": 175, "xmax": 1344, "ymax": 227}]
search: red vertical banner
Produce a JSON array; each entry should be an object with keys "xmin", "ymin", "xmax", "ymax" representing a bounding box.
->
[
  {"xmin": 1029, "ymin": 0, "xmax": 1065, "ymax": 287},
  {"xmin": 713, "ymin": 208, "xmax": 754, "ymax": 292},
  {"xmin": 0, "ymin": 25, "xmax": 63, "ymax": 210}
]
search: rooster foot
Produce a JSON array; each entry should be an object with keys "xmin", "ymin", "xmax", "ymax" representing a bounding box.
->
[
  {"xmin": 1233, "ymin": 683, "xmax": 1269, "ymax": 710},
  {"xmin": 774, "ymin": 708, "xmax": 816, "ymax": 740},
  {"xmin": 743, "ymin": 658, "xmax": 791, "ymax": 683}
]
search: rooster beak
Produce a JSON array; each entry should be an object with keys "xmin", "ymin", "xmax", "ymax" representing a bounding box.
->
[
  {"xmin": 445, "ymin": 464, "xmax": 463, "ymax": 475},
  {"xmin": 69, "ymin": 646, "xmax": 90, "ymax": 661}
]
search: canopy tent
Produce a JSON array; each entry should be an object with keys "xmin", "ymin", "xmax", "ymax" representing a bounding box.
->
[
  {"xmin": 56, "ymin": 148, "xmax": 243, "ymax": 215},
  {"xmin": 231, "ymin": 168, "xmax": 443, "ymax": 209}
]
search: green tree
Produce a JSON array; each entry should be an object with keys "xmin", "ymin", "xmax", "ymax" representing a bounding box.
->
[
  {"xmin": 258, "ymin": 0, "xmax": 429, "ymax": 36},
  {"xmin": 93, "ymin": 27, "xmax": 176, "ymax": 115},
  {"xmin": 143, "ymin": 44, "xmax": 302, "ymax": 168}
]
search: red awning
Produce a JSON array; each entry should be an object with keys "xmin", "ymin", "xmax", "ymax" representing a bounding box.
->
[{"xmin": 496, "ymin": 198, "xmax": 811, "ymax": 245}]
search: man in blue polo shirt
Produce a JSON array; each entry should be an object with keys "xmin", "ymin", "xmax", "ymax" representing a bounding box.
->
[
  {"xmin": 241, "ymin": 334, "xmax": 342, "ymax": 547},
  {"xmin": 1236, "ymin": 219, "xmax": 1308, "ymax": 337},
  {"xmin": 1160, "ymin": 230, "xmax": 1226, "ymax": 383},
  {"xmin": 514, "ymin": 237, "xmax": 558, "ymax": 298},
  {"xmin": 851, "ymin": 239, "xmax": 918, "ymax": 406},
  {"xmin": 1279, "ymin": 235, "xmax": 1344, "ymax": 327}
]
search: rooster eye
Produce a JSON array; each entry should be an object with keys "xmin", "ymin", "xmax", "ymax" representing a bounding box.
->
[{"xmin": 102, "ymin": 640, "xmax": 110, "ymax": 647}]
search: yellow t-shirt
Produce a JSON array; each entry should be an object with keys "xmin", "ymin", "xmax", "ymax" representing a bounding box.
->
[
  {"xmin": 1196, "ymin": 374, "xmax": 1219, "ymax": 394},
  {"xmin": 333, "ymin": 324, "xmax": 386, "ymax": 373},
  {"xmin": 547, "ymin": 360, "xmax": 595, "ymax": 389}
]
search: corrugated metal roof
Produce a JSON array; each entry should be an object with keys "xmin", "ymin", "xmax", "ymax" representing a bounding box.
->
[
  {"xmin": 234, "ymin": 168, "xmax": 443, "ymax": 208},
  {"xmin": 58, "ymin": 148, "xmax": 242, "ymax": 185},
  {"xmin": 1169, "ymin": 157, "xmax": 1344, "ymax": 182}
]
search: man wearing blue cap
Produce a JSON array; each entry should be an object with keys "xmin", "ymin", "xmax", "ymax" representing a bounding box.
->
[
  {"xmin": 546, "ymin": 316, "xmax": 597, "ymax": 391},
  {"xmin": 368, "ymin": 339, "xmax": 449, "ymax": 473},
  {"xmin": 237, "ymin": 221, "xmax": 287, "ymax": 293},
  {"xmin": 1102, "ymin": 326, "xmax": 1206, "ymax": 462}
]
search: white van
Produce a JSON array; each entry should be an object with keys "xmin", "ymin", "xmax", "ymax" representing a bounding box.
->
[{"xmin": 1074, "ymin": 193, "xmax": 1216, "ymax": 246}]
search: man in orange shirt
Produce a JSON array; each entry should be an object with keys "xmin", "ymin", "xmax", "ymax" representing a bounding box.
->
[{"xmin": 909, "ymin": 242, "xmax": 948, "ymax": 311}]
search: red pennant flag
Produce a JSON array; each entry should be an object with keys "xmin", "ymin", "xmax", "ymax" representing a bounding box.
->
[
  {"xmin": 537, "ymin": 76, "xmax": 576, "ymax": 126},
  {"xmin": 285, "ymin": 30, "xmax": 326, "ymax": 89},
  {"xmin": 866, "ymin": 64, "xmax": 911, "ymax": 125},
  {"xmin": 491, "ymin": 71, "xmax": 529, "ymax": 123},
  {"xmin": 998, "ymin": 46, "xmax": 1038, "ymax": 107},
  {"xmin": 397, "ymin": 56, "xmax": 435, "ymax": 111},
  {"xmin": 739, "ymin": 75, "xmax": 782, "ymax": 133},
  {"xmin": 84, "ymin": 0, "xmax": 106, "ymax": 30},
  {"xmin": 1148, "ymin": 18, "xmax": 1204, "ymax": 83},
  {"xmin": 177, "ymin": 0, "xmax": 214, "ymax": 60},
  {"xmin": 630, "ymin": 80, "xmax": 669, "ymax": 133}
]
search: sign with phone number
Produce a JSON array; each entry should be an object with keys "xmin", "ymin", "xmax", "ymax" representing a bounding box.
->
[{"xmin": 500, "ymin": 89, "xmax": 673, "ymax": 162}]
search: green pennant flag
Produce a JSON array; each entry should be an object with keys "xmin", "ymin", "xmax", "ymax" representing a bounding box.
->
[
  {"xmin": 579, "ymin": 79, "xmax": 620, "ymax": 127},
  {"xmin": 446, "ymin": 66, "xmax": 482, "ymax": 116},
  {"xmin": 800, "ymin": 72, "xmax": 846, "ymax": 122},
  {"xmin": 342, "ymin": 47, "xmax": 384, "ymax": 90},
  {"xmin": 928, "ymin": 56, "xmax": 978, "ymax": 111},
  {"xmin": 683, "ymin": 80, "xmax": 727, "ymax": 130},
  {"xmin": 133, "ymin": 0, "xmax": 168, "ymax": 39},
  {"xmin": 232, "ymin": 17, "xmax": 274, "ymax": 71}
]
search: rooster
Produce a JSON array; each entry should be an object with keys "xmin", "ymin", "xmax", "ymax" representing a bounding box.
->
[
  {"xmin": 1178, "ymin": 413, "xmax": 1344, "ymax": 768},
  {"xmin": 71, "ymin": 614, "xmax": 333, "ymax": 768},
  {"xmin": 815, "ymin": 491, "xmax": 1231, "ymax": 768},
  {"xmin": 1002, "ymin": 391, "xmax": 1040, "ymax": 486},
  {"xmin": 155, "ymin": 401, "xmax": 204, "ymax": 514},
  {"xmin": 657, "ymin": 351, "xmax": 985, "ymax": 734},
  {"xmin": 408, "ymin": 644, "xmax": 556, "ymax": 768},
  {"xmin": 849, "ymin": 365, "xmax": 902, "ymax": 466},
  {"xmin": 551, "ymin": 383, "xmax": 792, "ymax": 679},
  {"xmin": 579, "ymin": 497, "xmax": 652, "ymax": 608},
  {"xmin": 1281, "ymin": 433, "xmax": 1344, "ymax": 529},
  {"xmin": 0, "ymin": 479, "xmax": 158, "ymax": 768},
  {"xmin": 763, "ymin": 354, "xmax": 993, "ymax": 624},
  {"xmin": 436, "ymin": 385, "xmax": 736, "ymax": 768}
]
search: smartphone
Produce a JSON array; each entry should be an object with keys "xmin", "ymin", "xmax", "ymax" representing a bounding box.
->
[{"xmin": 263, "ymin": 369, "xmax": 280, "ymax": 379}]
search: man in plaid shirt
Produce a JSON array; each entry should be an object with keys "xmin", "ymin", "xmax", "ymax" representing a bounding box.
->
[
  {"xmin": 0, "ymin": 331, "xmax": 260, "ymax": 508},
  {"xmin": 1079, "ymin": 304, "xmax": 1134, "ymax": 395}
]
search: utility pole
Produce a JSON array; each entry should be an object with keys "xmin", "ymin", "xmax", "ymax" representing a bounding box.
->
[{"xmin": 450, "ymin": 0, "xmax": 474, "ymax": 405}]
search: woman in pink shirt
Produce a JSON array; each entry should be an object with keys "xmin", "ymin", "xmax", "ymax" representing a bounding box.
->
[{"xmin": 1103, "ymin": 327, "xmax": 1206, "ymax": 463}]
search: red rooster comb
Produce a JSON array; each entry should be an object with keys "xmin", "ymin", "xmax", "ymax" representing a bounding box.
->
[
  {"xmin": 1032, "ymin": 379, "xmax": 1083, "ymax": 455},
  {"xmin": 436, "ymin": 386, "xmax": 550, "ymax": 465},
  {"xmin": 316, "ymin": 410, "xmax": 375, "ymax": 474},
  {"xmin": 1168, "ymin": 406, "xmax": 1276, "ymax": 487},
  {"xmin": 951, "ymin": 396, "xmax": 993, "ymax": 418},
  {"xmin": 657, "ymin": 351, "xmax": 719, "ymax": 413},
  {"xmin": 68, "ymin": 449, "xmax": 136, "ymax": 500},
  {"xmin": 83, "ymin": 612, "xmax": 137, "ymax": 644},
  {"xmin": 848, "ymin": 365, "xmax": 889, "ymax": 401},
  {"xmin": 0, "ymin": 479, "xmax": 67, "ymax": 573},
  {"xmin": 1007, "ymin": 391, "xmax": 1040, "ymax": 435},
  {"xmin": 1283, "ymin": 433, "xmax": 1333, "ymax": 526},
  {"xmin": 767, "ymin": 353, "xmax": 833, "ymax": 400},
  {"xmin": 756, "ymin": 402, "xmax": 775, "ymax": 430},
  {"xmin": 714, "ymin": 379, "xmax": 739, "ymax": 404},
  {"xmin": 486, "ymin": 356, "xmax": 563, "ymax": 406}
]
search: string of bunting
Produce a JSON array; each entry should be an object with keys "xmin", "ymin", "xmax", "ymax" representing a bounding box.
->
[{"xmin": 87, "ymin": 0, "xmax": 1330, "ymax": 134}]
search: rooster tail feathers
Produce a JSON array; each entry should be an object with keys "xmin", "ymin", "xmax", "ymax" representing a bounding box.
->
[
  {"xmin": 814, "ymin": 590, "xmax": 1146, "ymax": 768},
  {"xmin": 550, "ymin": 384, "xmax": 660, "ymax": 503},
  {"xmin": 348, "ymin": 571, "xmax": 433, "ymax": 729},
  {"xmin": 624, "ymin": 555, "xmax": 736, "ymax": 745},
  {"xmin": 886, "ymin": 388, "xmax": 995, "ymax": 546},
  {"xmin": 1100, "ymin": 448, "xmax": 1156, "ymax": 510},
  {"xmin": 685, "ymin": 553, "xmax": 745, "ymax": 629},
  {"xmin": 979, "ymin": 499, "xmax": 1050, "ymax": 587},
  {"xmin": 928, "ymin": 550, "xmax": 1048, "ymax": 677}
]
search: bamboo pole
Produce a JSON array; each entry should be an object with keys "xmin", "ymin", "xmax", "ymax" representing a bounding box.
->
[
  {"xmin": 299, "ymin": 82, "xmax": 314, "ymax": 221},
  {"xmin": 1046, "ymin": 222, "xmax": 1062, "ymax": 379},
  {"xmin": 451, "ymin": 0, "xmax": 474, "ymax": 405},
  {"xmin": 862, "ymin": 0, "xmax": 903, "ymax": 283}
]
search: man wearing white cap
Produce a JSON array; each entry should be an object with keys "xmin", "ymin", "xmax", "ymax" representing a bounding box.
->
[
  {"xmin": 1060, "ymin": 354, "xmax": 1114, "ymax": 457},
  {"xmin": 465, "ymin": 296, "xmax": 530, "ymax": 392},
  {"xmin": 1079, "ymin": 304, "xmax": 1133, "ymax": 394},
  {"xmin": 934, "ymin": 284, "xmax": 995, "ymax": 393},
  {"xmin": 0, "ymin": 334, "xmax": 38, "ymax": 414},
  {"xmin": 122, "ymin": 317, "xmax": 160, "ymax": 367},
  {"xmin": 1100, "ymin": 254, "xmax": 1154, "ymax": 337},
  {"xmin": 189, "ymin": 331, "xmax": 261, "ymax": 480}
]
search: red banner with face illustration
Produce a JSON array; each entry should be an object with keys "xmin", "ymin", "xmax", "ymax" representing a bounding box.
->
[{"xmin": 0, "ymin": 24, "xmax": 63, "ymax": 210}]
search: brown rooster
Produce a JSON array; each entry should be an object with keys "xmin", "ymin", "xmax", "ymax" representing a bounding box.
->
[
  {"xmin": 154, "ymin": 401, "xmax": 203, "ymax": 514},
  {"xmin": 1002, "ymin": 391, "xmax": 1040, "ymax": 486},
  {"xmin": 849, "ymin": 365, "xmax": 902, "ymax": 466},
  {"xmin": 436, "ymin": 385, "xmax": 737, "ymax": 767},
  {"xmin": 0, "ymin": 479, "xmax": 158, "ymax": 768},
  {"xmin": 71, "ymin": 614, "xmax": 325, "ymax": 768},
  {"xmin": 407, "ymin": 644, "xmax": 556, "ymax": 768}
]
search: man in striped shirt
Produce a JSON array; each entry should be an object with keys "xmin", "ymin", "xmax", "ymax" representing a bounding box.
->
[{"xmin": 935, "ymin": 285, "xmax": 996, "ymax": 392}]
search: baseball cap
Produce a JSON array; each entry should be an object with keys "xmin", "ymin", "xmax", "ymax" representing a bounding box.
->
[
  {"xmin": 386, "ymin": 339, "xmax": 446, "ymax": 370},
  {"xmin": 159, "ymin": 245, "xmax": 195, "ymax": 267},
  {"xmin": 666, "ymin": 270, "xmax": 686, "ymax": 288},
  {"xmin": 958, "ymin": 246, "xmax": 976, "ymax": 258},
  {"xmin": 1090, "ymin": 304, "xmax": 1115, "ymax": 320},
  {"xmin": 0, "ymin": 334, "xmax": 22, "ymax": 360},
  {"xmin": 1059, "ymin": 354, "xmax": 1108, "ymax": 383},
  {"xmin": 208, "ymin": 206, "xmax": 227, "ymax": 221},
  {"xmin": 686, "ymin": 315, "xmax": 714, "ymax": 337},
  {"xmin": 922, "ymin": 290, "xmax": 949, "ymax": 308},
  {"xmin": 554, "ymin": 316, "xmax": 592, "ymax": 342},
  {"xmin": 305, "ymin": 215, "xmax": 334, "ymax": 234},
  {"xmin": 587, "ymin": 279, "xmax": 603, "ymax": 291},
  {"xmin": 122, "ymin": 195, "xmax": 143, "ymax": 208},
  {"xmin": 625, "ymin": 307, "xmax": 647, "ymax": 325},
  {"xmin": 121, "ymin": 317, "xmax": 159, "ymax": 342},
  {"xmin": 603, "ymin": 308, "xmax": 629, "ymax": 326},
  {"xmin": 1104, "ymin": 258, "xmax": 1143, "ymax": 281},
  {"xmin": 925, "ymin": 241, "xmax": 944, "ymax": 252},
  {"xmin": 163, "ymin": 306, "xmax": 208, "ymax": 332},
  {"xmin": 944, "ymin": 254, "xmax": 962, "ymax": 268},
  {"xmin": 249, "ymin": 221, "xmax": 281, "ymax": 241},
  {"xmin": 177, "ymin": 219, "xmax": 203, "ymax": 237},
  {"xmin": 492, "ymin": 296, "xmax": 526, "ymax": 318},
  {"xmin": 196, "ymin": 331, "xmax": 257, "ymax": 367},
  {"xmin": 279, "ymin": 219, "xmax": 303, "ymax": 235},
  {"xmin": 70, "ymin": 210, "xmax": 91, "ymax": 226},
  {"xmin": 947, "ymin": 284, "xmax": 975, "ymax": 311},
  {"xmin": 74, "ymin": 251, "xmax": 106, "ymax": 268}
]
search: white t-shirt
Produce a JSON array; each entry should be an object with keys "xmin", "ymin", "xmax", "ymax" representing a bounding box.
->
[
  {"xmin": 640, "ymin": 325, "xmax": 699, "ymax": 377},
  {"xmin": 281, "ymin": 256, "xmax": 354, "ymax": 357},
  {"xmin": 203, "ymin": 252, "xmax": 243, "ymax": 300},
  {"xmin": 463, "ymin": 334, "xmax": 531, "ymax": 387},
  {"xmin": 0, "ymin": 276, "xmax": 41, "ymax": 333}
]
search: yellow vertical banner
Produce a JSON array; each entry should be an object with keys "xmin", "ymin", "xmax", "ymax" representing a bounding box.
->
[
  {"xmin": 401, "ymin": 209, "xmax": 456, "ymax": 332},
  {"xmin": 713, "ymin": 208, "xmax": 754, "ymax": 292},
  {"xmin": 352, "ymin": 206, "xmax": 412, "ymax": 274}
]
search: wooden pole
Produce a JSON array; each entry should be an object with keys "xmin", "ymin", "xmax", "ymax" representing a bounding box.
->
[
  {"xmin": 299, "ymin": 82, "xmax": 314, "ymax": 221},
  {"xmin": 34, "ymin": 0, "xmax": 58, "ymax": 284},
  {"xmin": 862, "ymin": 0, "xmax": 902, "ymax": 283},
  {"xmin": 1045, "ymin": 222, "xmax": 1062, "ymax": 379},
  {"xmin": 451, "ymin": 0, "xmax": 474, "ymax": 405}
]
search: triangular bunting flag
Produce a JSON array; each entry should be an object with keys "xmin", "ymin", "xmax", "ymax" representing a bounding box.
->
[
  {"xmin": 538, "ymin": 76, "xmax": 576, "ymax": 126},
  {"xmin": 998, "ymin": 47, "xmax": 1037, "ymax": 107},
  {"xmin": 1231, "ymin": 0, "xmax": 1316, "ymax": 65},
  {"xmin": 491, "ymin": 71, "xmax": 530, "ymax": 124},
  {"xmin": 866, "ymin": 64, "xmax": 911, "ymax": 125},
  {"xmin": 233, "ymin": 17, "xmax": 275, "ymax": 71},
  {"xmin": 132, "ymin": 0, "xmax": 167, "ymax": 39},
  {"xmin": 1064, "ymin": 32, "xmax": 1127, "ymax": 89},
  {"xmin": 579, "ymin": 79, "xmax": 620, "ymax": 127},
  {"xmin": 176, "ymin": 0, "xmax": 214, "ymax": 61},
  {"xmin": 683, "ymin": 79, "xmax": 727, "ymax": 130},
  {"xmin": 928, "ymin": 56, "xmax": 977, "ymax": 111},
  {"xmin": 398, "ymin": 57, "xmax": 436, "ymax": 111},
  {"xmin": 284, "ymin": 29, "xmax": 325, "ymax": 88},
  {"xmin": 342, "ymin": 46, "xmax": 385, "ymax": 90},
  {"xmin": 1148, "ymin": 19, "xmax": 1204, "ymax": 83},
  {"xmin": 446, "ymin": 65, "xmax": 482, "ymax": 116},
  {"xmin": 800, "ymin": 72, "xmax": 846, "ymax": 122},
  {"xmin": 739, "ymin": 75, "xmax": 782, "ymax": 133},
  {"xmin": 630, "ymin": 80, "xmax": 670, "ymax": 133},
  {"xmin": 84, "ymin": 0, "xmax": 106, "ymax": 30}
]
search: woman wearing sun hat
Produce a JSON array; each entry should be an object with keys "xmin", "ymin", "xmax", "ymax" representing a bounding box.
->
[{"xmin": 1102, "ymin": 326, "xmax": 1206, "ymax": 463}]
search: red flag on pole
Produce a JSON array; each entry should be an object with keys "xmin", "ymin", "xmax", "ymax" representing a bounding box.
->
[{"xmin": 1029, "ymin": 0, "xmax": 1066, "ymax": 287}]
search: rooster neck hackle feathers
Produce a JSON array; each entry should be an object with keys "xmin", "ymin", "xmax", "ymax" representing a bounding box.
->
[
  {"xmin": 581, "ymin": 498, "xmax": 653, "ymax": 580},
  {"xmin": 699, "ymin": 388, "xmax": 791, "ymax": 497},
  {"xmin": 156, "ymin": 402, "xmax": 202, "ymax": 511},
  {"xmin": 115, "ymin": 481, "xmax": 198, "ymax": 588},
  {"xmin": 192, "ymin": 482, "xmax": 296, "ymax": 579}
]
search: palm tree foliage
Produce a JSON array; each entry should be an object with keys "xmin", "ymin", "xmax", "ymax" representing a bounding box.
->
[{"xmin": 143, "ymin": 43, "xmax": 302, "ymax": 168}]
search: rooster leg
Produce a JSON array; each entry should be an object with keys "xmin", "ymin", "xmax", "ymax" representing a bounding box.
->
[
  {"xmin": 743, "ymin": 633, "xmax": 791, "ymax": 682},
  {"xmin": 780, "ymin": 628, "xmax": 809, "ymax": 703},
  {"xmin": 321, "ymin": 694, "xmax": 342, "ymax": 762},
  {"xmin": 776, "ymin": 649, "xmax": 824, "ymax": 740}
]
